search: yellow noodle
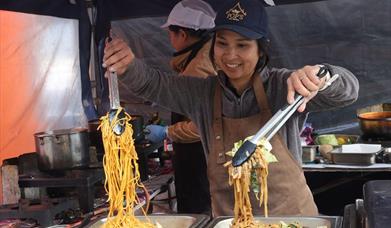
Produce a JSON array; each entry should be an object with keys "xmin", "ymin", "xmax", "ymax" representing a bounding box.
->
[
  {"xmin": 225, "ymin": 146, "xmax": 270, "ymax": 228},
  {"xmin": 99, "ymin": 108, "xmax": 156, "ymax": 228}
]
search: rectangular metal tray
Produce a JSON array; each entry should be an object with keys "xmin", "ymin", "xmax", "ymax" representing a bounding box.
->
[
  {"xmin": 88, "ymin": 214, "xmax": 209, "ymax": 228},
  {"xmin": 331, "ymin": 147, "xmax": 378, "ymax": 165},
  {"xmin": 205, "ymin": 216, "xmax": 342, "ymax": 228}
]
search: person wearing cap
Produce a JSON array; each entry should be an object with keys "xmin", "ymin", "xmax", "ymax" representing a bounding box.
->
[
  {"xmin": 103, "ymin": 0, "xmax": 359, "ymax": 217},
  {"xmin": 144, "ymin": 0, "xmax": 216, "ymax": 214}
]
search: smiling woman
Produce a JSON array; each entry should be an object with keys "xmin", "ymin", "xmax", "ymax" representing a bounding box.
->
[
  {"xmin": 102, "ymin": 0, "xmax": 359, "ymax": 218},
  {"xmin": 214, "ymin": 30, "xmax": 260, "ymax": 94}
]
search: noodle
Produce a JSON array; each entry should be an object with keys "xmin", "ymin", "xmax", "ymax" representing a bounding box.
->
[
  {"xmin": 225, "ymin": 139, "xmax": 276, "ymax": 228},
  {"xmin": 99, "ymin": 108, "xmax": 156, "ymax": 228}
]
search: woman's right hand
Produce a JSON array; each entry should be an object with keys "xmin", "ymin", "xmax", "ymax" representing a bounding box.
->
[
  {"xmin": 102, "ymin": 38, "xmax": 134, "ymax": 76},
  {"xmin": 286, "ymin": 65, "xmax": 326, "ymax": 112}
]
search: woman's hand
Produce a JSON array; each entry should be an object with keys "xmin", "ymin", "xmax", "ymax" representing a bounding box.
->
[
  {"xmin": 102, "ymin": 38, "xmax": 134, "ymax": 76},
  {"xmin": 286, "ymin": 65, "xmax": 326, "ymax": 112}
]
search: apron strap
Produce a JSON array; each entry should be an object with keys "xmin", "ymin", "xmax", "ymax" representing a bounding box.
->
[
  {"xmin": 252, "ymin": 75, "xmax": 272, "ymax": 118},
  {"xmin": 212, "ymin": 84, "xmax": 226, "ymax": 163}
]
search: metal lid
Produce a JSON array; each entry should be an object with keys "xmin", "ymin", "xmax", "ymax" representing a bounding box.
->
[{"xmin": 34, "ymin": 128, "xmax": 88, "ymax": 137}]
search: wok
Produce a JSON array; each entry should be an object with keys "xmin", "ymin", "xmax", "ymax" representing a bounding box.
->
[{"xmin": 358, "ymin": 111, "xmax": 391, "ymax": 139}]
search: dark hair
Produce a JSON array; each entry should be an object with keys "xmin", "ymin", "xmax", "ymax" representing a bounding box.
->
[
  {"xmin": 168, "ymin": 25, "xmax": 209, "ymax": 39},
  {"xmin": 209, "ymin": 33, "xmax": 270, "ymax": 73}
]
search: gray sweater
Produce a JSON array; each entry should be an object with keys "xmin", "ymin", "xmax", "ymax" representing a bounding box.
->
[{"xmin": 119, "ymin": 60, "xmax": 359, "ymax": 163}]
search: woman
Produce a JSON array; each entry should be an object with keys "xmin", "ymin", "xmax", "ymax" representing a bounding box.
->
[
  {"xmin": 145, "ymin": 0, "xmax": 216, "ymax": 214},
  {"xmin": 103, "ymin": 0, "xmax": 359, "ymax": 216}
]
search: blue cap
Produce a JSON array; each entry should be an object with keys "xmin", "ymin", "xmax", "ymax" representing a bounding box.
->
[{"xmin": 214, "ymin": 0, "xmax": 268, "ymax": 39}]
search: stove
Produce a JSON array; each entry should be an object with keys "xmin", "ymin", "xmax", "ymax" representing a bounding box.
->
[
  {"xmin": 0, "ymin": 152, "xmax": 105, "ymax": 226},
  {"xmin": 18, "ymin": 168, "xmax": 104, "ymax": 213},
  {"xmin": 0, "ymin": 139, "xmax": 164, "ymax": 226},
  {"xmin": 0, "ymin": 197, "xmax": 79, "ymax": 227}
]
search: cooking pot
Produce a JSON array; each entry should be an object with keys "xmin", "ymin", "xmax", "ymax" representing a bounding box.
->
[
  {"xmin": 358, "ymin": 111, "xmax": 391, "ymax": 139},
  {"xmin": 34, "ymin": 128, "xmax": 90, "ymax": 171},
  {"xmin": 88, "ymin": 120, "xmax": 104, "ymax": 161}
]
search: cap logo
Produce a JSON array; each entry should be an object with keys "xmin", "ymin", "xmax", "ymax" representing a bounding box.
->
[{"xmin": 226, "ymin": 2, "xmax": 247, "ymax": 21}]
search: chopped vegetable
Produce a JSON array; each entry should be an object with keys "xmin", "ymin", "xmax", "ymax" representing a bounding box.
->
[{"xmin": 226, "ymin": 136, "xmax": 277, "ymax": 195}]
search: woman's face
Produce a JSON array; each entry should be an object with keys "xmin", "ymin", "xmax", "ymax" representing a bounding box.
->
[
  {"xmin": 168, "ymin": 30, "xmax": 186, "ymax": 51},
  {"xmin": 214, "ymin": 30, "xmax": 260, "ymax": 87},
  {"xmin": 168, "ymin": 30, "xmax": 182, "ymax": 51}
]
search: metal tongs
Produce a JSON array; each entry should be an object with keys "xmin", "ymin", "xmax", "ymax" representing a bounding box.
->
[
  {"xmin": 108, "ymin": 70, "xmax": 126, "ymax": 135},
  {"xmin": 104, "ymin": 34, "xmax": 126, "ymax": 136},
  {"xmin": 231, "ymin": 66, "xmax": 328, "ymax": 167}
]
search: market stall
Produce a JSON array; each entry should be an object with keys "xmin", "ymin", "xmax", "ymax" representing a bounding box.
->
[{"xmin": 1, "ymin": 0, "xmax": 391, "ymax": 227}]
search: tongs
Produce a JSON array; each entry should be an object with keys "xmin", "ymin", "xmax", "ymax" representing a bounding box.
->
[
  {"xmin": 231, "ymin": 66, "xmax": 328, "ymax": 167},
  {"xmin": 108, "ymin": 70, "xmax": 126, "ymax": 135},
  {"xmin": 104, "ymin": 35, "xmax": 126, "ymax": 136}
]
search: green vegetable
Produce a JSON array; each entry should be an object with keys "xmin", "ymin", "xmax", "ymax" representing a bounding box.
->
[
  {"xmin": 250, "ymin": 171, "xmax": 260, "ymax": 194},
  {"xmin": 315, "ymin": 134, "xmax": 339, "ymax": 146},
  {"xmin": 225, "ymin": 136, "xmax": 277, "ymax": 163},
  {"xmin": 279, "ymin": 221, "xmax": 301, "ymax": 228},
  {"xmin": 226, "ymin": 136, "xmax": 278, "ymax": 194}
]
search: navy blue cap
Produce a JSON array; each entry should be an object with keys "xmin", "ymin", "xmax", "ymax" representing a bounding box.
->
[{"xmin": 214, "ymin": 0, "xmax": 268, "ymax": 39}]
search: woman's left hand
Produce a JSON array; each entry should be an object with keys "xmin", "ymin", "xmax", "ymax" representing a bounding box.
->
[{"xmin": 286, "ymin": 65, "xmax": 326, "ymax": 112}]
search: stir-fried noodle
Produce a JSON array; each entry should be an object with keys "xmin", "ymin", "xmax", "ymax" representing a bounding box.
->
[
  {"xmin": 225, "ymin": 139, "xmax": 277, "ymax": 228},
  {"xmin": 99, "ymin": 108, "xmax": 156, "ymax": 228}
]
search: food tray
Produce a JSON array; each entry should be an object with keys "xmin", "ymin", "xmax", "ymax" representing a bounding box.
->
[
  {"xmin": 205, "ymin": 216, "xmax": 342, "ymax": 228},
  {"xmin": 88, "ymin": 214, "xmax": 209, "ymax": 228},
  {"xmin": 330, "ymin": 147, "xmax": 379, "ymax": 165}
]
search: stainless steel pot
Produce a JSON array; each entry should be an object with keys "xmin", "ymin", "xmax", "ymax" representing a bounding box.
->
[
  {"xmin": 358, "ymin": 111, "xmax": 391, "ymax": 139},
  {"xmin": 34, "ymin": 128, "xmax": 90, "ymax": 171},
  {"xmin": 88, "ymin": 120, "xmax": 104, "ymax": 161}
]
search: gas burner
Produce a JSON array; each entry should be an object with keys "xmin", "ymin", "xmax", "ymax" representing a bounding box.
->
[
  {"xmin": 0, "ymin": 197, "xmax": 78, "ymax": 227},
  {"xmin": 19, "ymin": 169, "xmax": 103, "ymax": 213}
]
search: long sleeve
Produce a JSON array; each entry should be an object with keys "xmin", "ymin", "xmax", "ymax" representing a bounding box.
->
[
  {"xmin": 118, "ymin": 59, "xmax": 217, "ymax": 156},
  {"xmin": 167, "ymin": 120, "xmax": 201, "ymax": 143},
  {"xmin": 265, "ymin": 64, "xmax": 359, "ymax": 114},
  {"xmin": 168, "ymin": 40, "xmax": 216, "ymax": 143},
  {"xmin": 307, "ymin": 64, "xmax": 359, "ymax": 112},
  {"xmin": 118, "ymin": 59, "xmax": 214, "ymax": 118}
]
